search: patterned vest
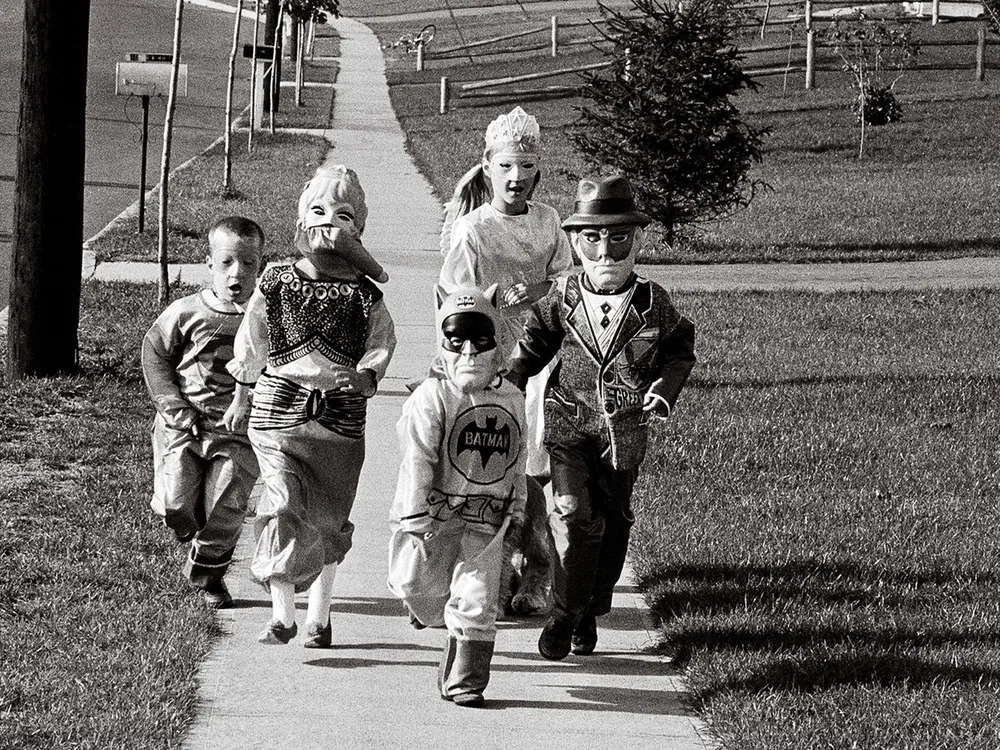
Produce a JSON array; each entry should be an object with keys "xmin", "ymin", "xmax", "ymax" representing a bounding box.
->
[{"xmin": 260, "ymin": 265, "xmax": 383, "ymax": 369}]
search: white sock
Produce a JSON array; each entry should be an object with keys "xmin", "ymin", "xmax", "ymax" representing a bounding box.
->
[
  {"xmin": 306, "ymin": 562, "xmax": 338, "ymax": 626},
  {"xmin": 270, "ymin": 581, "xmax": 296, "ymax": 627}
]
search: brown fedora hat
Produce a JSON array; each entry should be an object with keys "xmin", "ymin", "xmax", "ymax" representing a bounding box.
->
[{"xmin": 561, "ymin": 175, "xmax": 651, "ymax": 230}]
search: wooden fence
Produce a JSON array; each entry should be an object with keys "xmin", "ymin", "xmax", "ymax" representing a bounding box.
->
[{"xmin": 406, "ymin": 1, "xmax": 1000, "ymax": 112}]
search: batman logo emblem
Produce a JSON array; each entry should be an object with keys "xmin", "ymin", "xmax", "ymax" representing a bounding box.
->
[{"xmin": 448, "ymin": 405, "xmax": 521, "ymax": 485}]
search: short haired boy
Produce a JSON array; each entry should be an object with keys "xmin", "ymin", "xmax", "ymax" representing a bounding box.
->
[
  {"xmin": 141, "ymin": 216, "xmax": 264, "ymax": 608},
  {"xmin": 388, "ymin": 286, "xmax": 527, "ymax": 708},
  {"xmin": 506, "ymin": 176, "xmax": 696, "ymax": 660}
]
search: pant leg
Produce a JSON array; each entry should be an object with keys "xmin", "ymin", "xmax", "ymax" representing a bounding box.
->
[
  {"xmin": 439, "ymin": 521, "xmax": 508, "ymax": 698},
  {"xmin": 186, "ymin": 433, "xmax": 259, "ymax": 590},
  {"xmin": 150, "ymin": 415, "xmax": 204, "ymax": 541},
  {"xmin": 546, "ymin": 439, "xmax": 607, "ymax": 626},
  {"xmin": 387, "ymin": 521, "xmax": 463, "ymax": 629},
  {"xmin": 585, "ymin": 466, "xmax": 638, "ymax": 618},
  {"xmin": 248, "ymin": 424, "xmax": 326, "ymax": 593},
  {"xmin": 443, "ymin": 520, "xmax": 508, "ymax": 641}
]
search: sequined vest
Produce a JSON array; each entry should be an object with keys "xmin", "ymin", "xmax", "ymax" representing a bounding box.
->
[{"xmin": 260, "ymin": 265, "xmax": 382, "ymax": 369}]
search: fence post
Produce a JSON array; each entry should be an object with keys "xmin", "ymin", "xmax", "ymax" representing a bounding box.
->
[
  {"xmin": 806, "ymin": 29, "xmax": 816, "ymax": 89},
  {"xmin": 976, "ymin": 26, "xmax": 986, "ymax": 81},
  {"xmin": 417, "ymin": 40, "xmax": 425, "ymax": 71},
  {"xmin": 551, "ymin": 16, "xmax": 558, "ymax": 57},
  {"xmin": 439, "ymin": 76, "xmax": 449, "ymax": 114},
  {"xmin": 932, "ymin": 0, "xmax": 940, "ymax": 24},
  {"xmin": 804, "ymin": 0, "xmax": 815, "ymax": 89}
]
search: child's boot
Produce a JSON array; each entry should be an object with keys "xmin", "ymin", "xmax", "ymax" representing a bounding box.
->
[
  {"xmin": 303, "ymin": 562, "xmax": 337, "ymax": 648},
  {"xmin": 438, "ymin": 635, "xmax": 494, "ymax": 707}
]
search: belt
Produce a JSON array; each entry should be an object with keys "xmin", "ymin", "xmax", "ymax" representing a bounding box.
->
[{"xmin": 249, "ymin": 372, "xmax": 366, "ymax": 439}]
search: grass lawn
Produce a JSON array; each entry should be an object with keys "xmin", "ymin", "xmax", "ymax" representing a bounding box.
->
[
  {"xmin": 86, "ymin": 132, "xmax": 327, "ymax": 264},
  {"xmin": 369, "ymin": 6, "xmax": 1000, "ymax": 263},
  {"xmin": 632, "ymin": 288, "xmax": 1000, "ymax": 748},
  {"xmin": 0, "ymin": 281, "xmax": 215, "ymax": 750},
  {"xmin": 87, "ymin": 40, "xmax": 341, "ymax": 265}
]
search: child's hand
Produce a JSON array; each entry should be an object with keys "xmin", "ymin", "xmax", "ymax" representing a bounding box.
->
[
  {"xmin": 331, "ymin": 369, "xmax": 377, "ymax": 398},
  {"xmin": 406, "ymin": 530, "xmax": 434, "ymax": 562},
  {"xmin": 223, "ymin": 396, "xmax": 251, "ymax": 433},
  {"xmin": 642, "ymin": 391, "xmax": 671, "ymax": 419},
  {"xmin": 502, "ymin": 281, "xmax": 529, "ymax": 308},
  {"xmin": 166, "ymin": 409, "xmax": 200, "ymax": 435}
]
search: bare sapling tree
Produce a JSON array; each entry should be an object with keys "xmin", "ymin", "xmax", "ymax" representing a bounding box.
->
[
  {"xmin": 157, "ymin": 0, "xmax": 185, "ymax": 304},
  {"xmin": 285, "ymin": 1, "xmax": 341, "ymax": 105},
  {"xmin": 224, "ymin": 0, "xmax": 246, "ymax": 190},
  {"xmin": 249, "ymin": 1, "xmax": 262, "ymax": 153},
  {"xmin": 824, "ymin": 10, "xmax": 919, "ymax": 158}
]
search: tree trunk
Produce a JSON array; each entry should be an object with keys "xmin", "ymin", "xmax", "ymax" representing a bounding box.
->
[
  {"xmin": 8, "ymin": 0, "xmax": 91, "ymax": 378},
  {"xmin": 262, "ymin": 0, "xmax": 281, "ymax": 111},
  {"xmin": 157, "ymin": 0, "xmax": 185, "ymax": 304},
  {"xmin": 224, "ymin": 0, "xmax": 245, "ymax": 190}
]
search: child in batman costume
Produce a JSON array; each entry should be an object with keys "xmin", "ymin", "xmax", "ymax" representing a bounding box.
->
[{"xmin": 388, "ymin": 286, "xmax": 527, "ymax": 708}]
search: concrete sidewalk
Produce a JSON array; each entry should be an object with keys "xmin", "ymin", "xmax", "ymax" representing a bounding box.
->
[{"xmin": 177, "ymin": 15, "xmax": 714, "ymax": 750}]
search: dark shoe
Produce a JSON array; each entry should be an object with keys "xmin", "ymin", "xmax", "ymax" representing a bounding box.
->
[
  {"xmin": 538, "ymin": 617, "xmax": 573, "ymax": 661},
  {"xmin": 202, "ymin": 581, "xmax": 233, "ymax": 610},
  {"xmin": 451, "ymin": 691, "xmax": 485, "ymax": 707},
  {"xmin": 409, "ymin": 613, "xmax": 427, "ymax": 630},
  {"xmin": 303, "ymin": 620, "xmax": 332, "ymax": 649},
  {"xmin": 258, "ymin": 619, "xmax": 297, "ymax": 645},
  {"xmin": 571, "ymin": 614, "xmax": 598, "ymax": 655}
]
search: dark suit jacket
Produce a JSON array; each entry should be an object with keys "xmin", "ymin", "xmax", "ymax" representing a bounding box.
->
[{"xmin": 507, "ymin": 272, "xmax": 695, "ymax": 470}]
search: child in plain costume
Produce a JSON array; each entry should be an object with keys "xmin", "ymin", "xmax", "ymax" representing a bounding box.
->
[
  {"xmin": 439, "ymin": 106, "xmax": 573, "ymax": 490},
  {"xmin": 506, "ymin": 176, "xmax": 697, "ymax": 660},
  {"xmin": 388, "ymin": 286, "xmax": 527, "ymax": 708},
  {"xmin": 142, "ymin": 216, "xmax": 264, "ymax": 609},
  {"xmin": 227, "ymin": 165, "xmax": 395, "ymax": 647}
]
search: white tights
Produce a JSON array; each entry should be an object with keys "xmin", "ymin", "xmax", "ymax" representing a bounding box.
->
[{"xmin": 269, "ymin": 562, "xmax": 339, "ymax": 627}]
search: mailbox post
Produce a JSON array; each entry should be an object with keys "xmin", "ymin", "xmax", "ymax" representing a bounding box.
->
[
  {"xmin": 243, "ymin": 43, "xmax": 275, "ymax": 130},
  {"xmin": 115, "ymin": 54, "xmax": 188, "ymax": 233}
]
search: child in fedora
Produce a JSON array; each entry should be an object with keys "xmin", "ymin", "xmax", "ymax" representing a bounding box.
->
[
  {"xmin": 506, "ymin": 175, "xmax": 697, "ymax": 660},
  {"xmin": 227, "ymin": 165, "xmax": 395, "ymax": 648},
  {"xmin": 388, "ymin": 285, "xmax": 527, "ymax": 707}
]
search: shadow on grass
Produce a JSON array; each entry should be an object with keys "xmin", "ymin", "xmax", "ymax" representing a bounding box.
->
[
  {"xmin": 688, "ymin": 236, "xmax": 999, "ymax": 260},
  {"xmin": 694, "ymin": 653, "xmax": 1000, "ymax": 706},
  {"xmin": 641, "ymin": 560, "xmax": 1000, "ymax": 702},
  {"xmin": 687, "ymin": 372, "xmax": 1000, "ymax": 391}
]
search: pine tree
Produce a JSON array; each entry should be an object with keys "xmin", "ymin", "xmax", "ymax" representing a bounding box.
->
[{"xmin": 571, "ymin": 0, "xmax": 769, "ymax": 247}]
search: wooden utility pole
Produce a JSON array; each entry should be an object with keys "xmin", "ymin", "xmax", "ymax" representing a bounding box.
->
[
  {"xmin": 157, "ymin": 0, "xmax": 185, "ymax": 304},
  {"xmin": 8, "ymin": 0, "xmax": 91, "ymax": 378}
]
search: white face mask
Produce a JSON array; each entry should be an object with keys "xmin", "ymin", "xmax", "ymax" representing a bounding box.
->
[
  {"xmin": 571, "ymin": 226, "xmax": 640, "ymax": 292},
  {"xmin": 483, "ymin": 148, "xmax": 539, "ymax": 216}
]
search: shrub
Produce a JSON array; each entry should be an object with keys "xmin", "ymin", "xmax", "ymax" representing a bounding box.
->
[
  {"xmin": 823, "ymin": 11, "xmax": 919, "ymax": 156},
  {"xmin": 570, "ymin": 0, "xmax": 769, "ymax": 248}
]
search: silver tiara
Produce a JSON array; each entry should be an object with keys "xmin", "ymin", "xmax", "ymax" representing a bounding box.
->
[{"xmin": 485, "ymin": 106, "xmax": 540, "ymax": 149}]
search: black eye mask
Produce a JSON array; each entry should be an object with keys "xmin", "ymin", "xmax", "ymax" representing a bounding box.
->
[{"xmin": 441, "ymin": 312, "xmax": 497, "ymax": 354}]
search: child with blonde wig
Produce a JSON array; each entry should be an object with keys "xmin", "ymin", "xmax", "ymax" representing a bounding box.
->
[{"xmin": 227, "ymin": 165, "xmax": 395, "ymax": 647}]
